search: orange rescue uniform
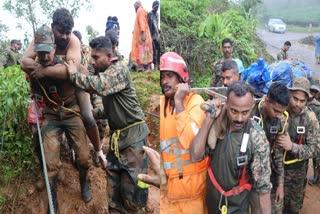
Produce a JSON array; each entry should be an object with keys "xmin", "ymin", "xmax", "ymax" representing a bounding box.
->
[{"xmin": 160, "ymin": 93, "xmax": 208, "ymax": 214}]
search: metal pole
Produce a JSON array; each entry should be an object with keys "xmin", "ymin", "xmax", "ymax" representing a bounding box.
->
[{"xmin": 33, "ymin": 100, "xmax": 55, "ymax": 214}]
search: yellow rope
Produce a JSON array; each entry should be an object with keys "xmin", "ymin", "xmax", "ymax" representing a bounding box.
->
[
  {"xmin": 110, "ymin": 120, "xmax": 145, "ymax": 160},
  {"xmin": 36, "ymin": 79, "xmax": 81, "ymax": 117}
]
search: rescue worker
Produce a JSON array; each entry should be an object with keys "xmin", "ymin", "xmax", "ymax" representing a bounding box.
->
[
  {"xmin": 160, "ymin": 52, "xmax": 208, "ymax": 213},
  {"xmin": 275, "ymin": 77, "xmax": 319, "ymax": 214},
  {"xmin": 3, "ymin": 39, "xmax": 21, "ymax": 68},
  {"xmin": 105, "ymin": 30, "xmax": 123, "ymax": 59},
  {"xmin": 64, "ymin": 36, "xmax": 150, "ymax": 214},
  {"xmin": 250, "ymin": 82, "xmax": 290, "ymax": 214},
  {"xmin": 308, "ymin": 85, "xmax": 320, "ymax": 185},
  {"xmin": 21, "ymin": 25, "xmax": 93, "ymax": 213},
  {"xmin": 22, "ymin": 8, "xmax": 106, "ymax": 170},
  {"xmin": 220, "ymin": 59, "xmax": 240, "ymax": 87},
  {"xmin": 210, "ymin": 38, "xmax": 244, "ymax": 87},
  {"xmin": 276, "ymin": 41, "xmax": 291, "ymax": 61},
  {"xmin": 191, "ymin": 81, "xmax": 272, "ymax": 214}
]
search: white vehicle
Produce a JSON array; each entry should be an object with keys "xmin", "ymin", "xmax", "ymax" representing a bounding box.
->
[{"xmin": 268, "ymin": 18, "xmax": 286, "ymax": 33}]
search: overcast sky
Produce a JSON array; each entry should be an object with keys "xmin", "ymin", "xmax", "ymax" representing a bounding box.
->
[{"xmin": 0, "ymin": 0, "xmax": 159, "ymax": 59}]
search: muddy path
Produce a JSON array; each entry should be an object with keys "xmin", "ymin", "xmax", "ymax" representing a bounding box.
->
[
  {"xmin": 0, "ymin": 89, "xmax": 160, "ymax": 214},
  {"xmin": 257, "ymin": 28, "xmax": 320, "ymax": 81}
]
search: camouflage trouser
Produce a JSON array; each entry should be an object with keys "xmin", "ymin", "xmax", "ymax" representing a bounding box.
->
[
  {"xmin": 107, "ymin": 138, "xmax": 148, "ymax": 214},
  {"xmin": 283, "ymin": 165, "xmax": 307, "ymax": 214},
  {"xmin": 249, "ymin": 174, "xmax": 283, "ymax": 214},
  {"xmin": 41, "ymin": 104, "xmax": 90, "ymax": 178}
]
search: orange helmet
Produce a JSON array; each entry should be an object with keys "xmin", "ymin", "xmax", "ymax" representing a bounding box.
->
[{"xmin": 160, "ymin": 52, "xmax": 189, "ymax": 83}]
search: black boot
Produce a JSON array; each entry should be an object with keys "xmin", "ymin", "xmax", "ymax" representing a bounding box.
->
[
  {"xmin": 47, "ymin": 175, "xmax": 58, "ymax": 214},
  {"xmin": 79, "ymin": 167, "xmax": 92, "ymax": 202}
]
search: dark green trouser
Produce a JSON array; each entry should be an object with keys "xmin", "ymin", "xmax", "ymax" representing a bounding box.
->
[{"xmin": 107, "ymin": 138, "xmax": 148, "ymax": 214}]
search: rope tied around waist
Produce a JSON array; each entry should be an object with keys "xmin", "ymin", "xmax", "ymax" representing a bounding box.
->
[{"xmin": 111, "ymin": 120, "xmax": 145, "ymax": 160}]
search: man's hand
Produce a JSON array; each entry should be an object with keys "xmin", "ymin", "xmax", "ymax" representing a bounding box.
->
[
  {"xmin": 96, "ymin": 150, "xmax": 107, "ymax": 169},
  {"xmin": 30, "ymin": 64, "xmax": 45, "ymax": 79},
  {"xmin": 174, "ymin": 83, "xmax": 190, "ymax": 103},
  {"xmin": 64, "ymin": 60, "xmax": 78, "ymax": 75},
  {"xmin": 276, "ymin": 132, "xmax": 293, "ymax": 151},
  {"xmin": 275, "ymin": 184, "xmax": 284, "ymax": 203},
  {"xmin": 137, "ymin": 146, "xmax": 160, "ymax": 188},
  {"xmin": 203, "ymin": 98, "xmax": 223, "ymax": 119}
]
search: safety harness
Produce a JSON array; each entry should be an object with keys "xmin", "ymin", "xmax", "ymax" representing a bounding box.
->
[
  {"xmin": 283, "ymin": 113, "xmax": 305, "ymax": 165},
  {"xmin": 207, "ymin": 120, "xmax": 253, "ymax": 214},
  {"xmin": 160, "ymin": 137, "xmax": 193, "ymax": 179}
]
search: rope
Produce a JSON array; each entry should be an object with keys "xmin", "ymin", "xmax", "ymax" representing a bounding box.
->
[
  {"xmin": 36, "ymin": 79, "xmax": 81, "ymax": 117},
  {"xmin": 33, "ymin": 99, "xmax": 55, "ymax": 214},
  {"xmin": 110, "ymin": 120, "xmax": 145, "ymax": 160}
]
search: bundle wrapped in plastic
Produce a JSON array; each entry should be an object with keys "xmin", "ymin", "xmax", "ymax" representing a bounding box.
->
[
  {"xmin": 242, "ymin": 58, "xmax": 315, "ymax": 94},
  {"xmin": 241, "ymin": 58, "xmax": 271, "ymax": 95}
]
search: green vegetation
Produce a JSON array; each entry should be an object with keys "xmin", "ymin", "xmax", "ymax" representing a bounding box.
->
[
  {"xmin": 286, "ymin": 25, "xmax": 320, "ymax": 34},
  {"xmin": 0, "ymin": 66, "xmax": 33, "ymax": 187},
  {"xmin": 261, "ymin": 0, "xmax": 320, "ymax": 26},
  {"xmin": 131, "ymin": 70, "xmax": 160, "ymax": 110},
  {"xmin": 161, "ymin": 0, "xmax": 272, "ymax": 87}
]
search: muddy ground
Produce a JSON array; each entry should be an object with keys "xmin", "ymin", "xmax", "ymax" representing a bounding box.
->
[{"xmin": 1, "ymin": 81, "xmax": 160, "ymax": 214}]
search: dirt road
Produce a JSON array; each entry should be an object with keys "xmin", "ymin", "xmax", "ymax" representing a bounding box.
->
[
  {"xmin": 258, "ymin": 29, "xmax": 320, "ymax": 213},
  {"xmin": 257, "ymin": 29, "xmax": 320, "ymax": 81}
]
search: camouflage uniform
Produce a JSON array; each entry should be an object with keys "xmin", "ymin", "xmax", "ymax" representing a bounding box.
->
[
  {"xmin": 206, "ymin": 108, "xmax": 272, "ymax": 213},
  {"xmin": 69, "ymin": 59, "xmax": 150, "ymax": 214},
  {"xmin": 283, "ymin": 107, "xmax": 319, "ymax": 214},
  {"xmin": 307, "ymin": 98, "xmax": 320, "ymax": 184},
  {"xmin": 276, "ymin": 49, "xmax": 288, "ymax": 61},
  {"xmin": 3, "ymin": 47, "xmax": 19, "ymax": 68},
  {"xmin": 250, "ymin": 98, "xmax": 287, "ymax": 214},
  {"xmin": 210, "ymin": 59, "xmax": 224, "ymax": 87}
]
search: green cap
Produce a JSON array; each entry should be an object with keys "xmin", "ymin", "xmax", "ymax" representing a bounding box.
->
[
  {"xmin": 289, "ymin": 77, "xmax": 312, "ymax": 98},
  {"xmin": 310, "ymin": 85, "xmax": 320, "ymax": 93},
  {"xmin": 34, "ymin": 25, "xmax": 55, "ymax": 52}
]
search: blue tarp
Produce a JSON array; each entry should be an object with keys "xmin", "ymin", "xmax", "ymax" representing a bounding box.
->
[{"xmin": 242, "ymin": 58, "xmax": 315, "ymax": 94}]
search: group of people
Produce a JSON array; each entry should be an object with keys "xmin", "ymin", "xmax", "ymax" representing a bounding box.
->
[
  {"xmin": 159, "ymin": 37, "xmax": 320, "ymax": 213},
  {"xmin": 17, "ymin": 5, "xmax": 156, "ymax": 214},
  {"xmin": 130, "ymin": 0, "xmax": 160, "ymax": 71}
]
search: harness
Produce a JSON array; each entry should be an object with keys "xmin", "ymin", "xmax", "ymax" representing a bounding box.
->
[
  {"xmin": 160, "ymin": 137, "xmax": 193, "ymax": 179},
  {"xmin": 207, "ymin": 120, "xmax": 253, "ymax": 214},
  {"xmin": 283, "ymin": 113, "xmax": 305, "ymax": 165},
  {"xmin": 252, "ymin": 100, "xmax": 289, "ymax": 174}
]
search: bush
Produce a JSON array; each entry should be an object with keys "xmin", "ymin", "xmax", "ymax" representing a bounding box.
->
[{"xmin": 0, "ymin": 66, "xmax": 33, "ymax": 184}]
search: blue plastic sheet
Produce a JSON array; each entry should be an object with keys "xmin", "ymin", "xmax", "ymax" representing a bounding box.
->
[
  {"xmin": 242, "ymin": 58, "xmax": 315, "ymax": 94},
  {"xmin": 316, "ymin": 35, "xmax": 320, "ymax": 57}
]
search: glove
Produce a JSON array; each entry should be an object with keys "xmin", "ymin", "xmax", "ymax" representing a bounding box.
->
[{"xmin": 96, "ymin": 150, "xmax": 107, "ymax": 169}]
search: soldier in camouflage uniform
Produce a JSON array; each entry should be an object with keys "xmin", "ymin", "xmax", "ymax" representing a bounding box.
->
[
  {"xmin": 65, "ymin": 36, "xmax": 150, "ymax": 214},
  {"xmin": 191, "ymin": 82, "xmax": 272, "ymax": 213},
  {"xmin": 276, "ymin": 77, "xmax": 320, "ymax": 214},
  {"xmin": 250, "ymin": 82, "xmax": 290, "ymax": 214},
  {"xmin": 276, "ymin": 41, "xmax": 291, "ymax": 61},
  {"xmin": 21, "ymin": 25, "xmax": 93, "ymax": 213},
  {"xmin": 2, "ymin": 39, "xmax": 21, "ymax": 68},
  {"xmin": 210, "ymin": 38, "xmax": 244, "ymax": 87},
  {"xmin": 307, "ymin": 85, "xmax": 320, "ymax": 184}
]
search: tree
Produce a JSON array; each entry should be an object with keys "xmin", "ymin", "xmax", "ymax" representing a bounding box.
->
[
  {"xmin": 85, "ymin": 25, "xmax": 99, "ymax": 42},
  {"xmin": 2, "ymin": 0, "xmax": 92, "ymax": 36}
]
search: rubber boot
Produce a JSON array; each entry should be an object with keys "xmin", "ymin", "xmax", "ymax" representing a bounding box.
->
[
  {"xmin": 47, "ymin": 175, "xmax": 58, "ymax": 214},
  {"xmin": 79, "ymin": 167, "xmax": 92, "ymax": 203}
]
